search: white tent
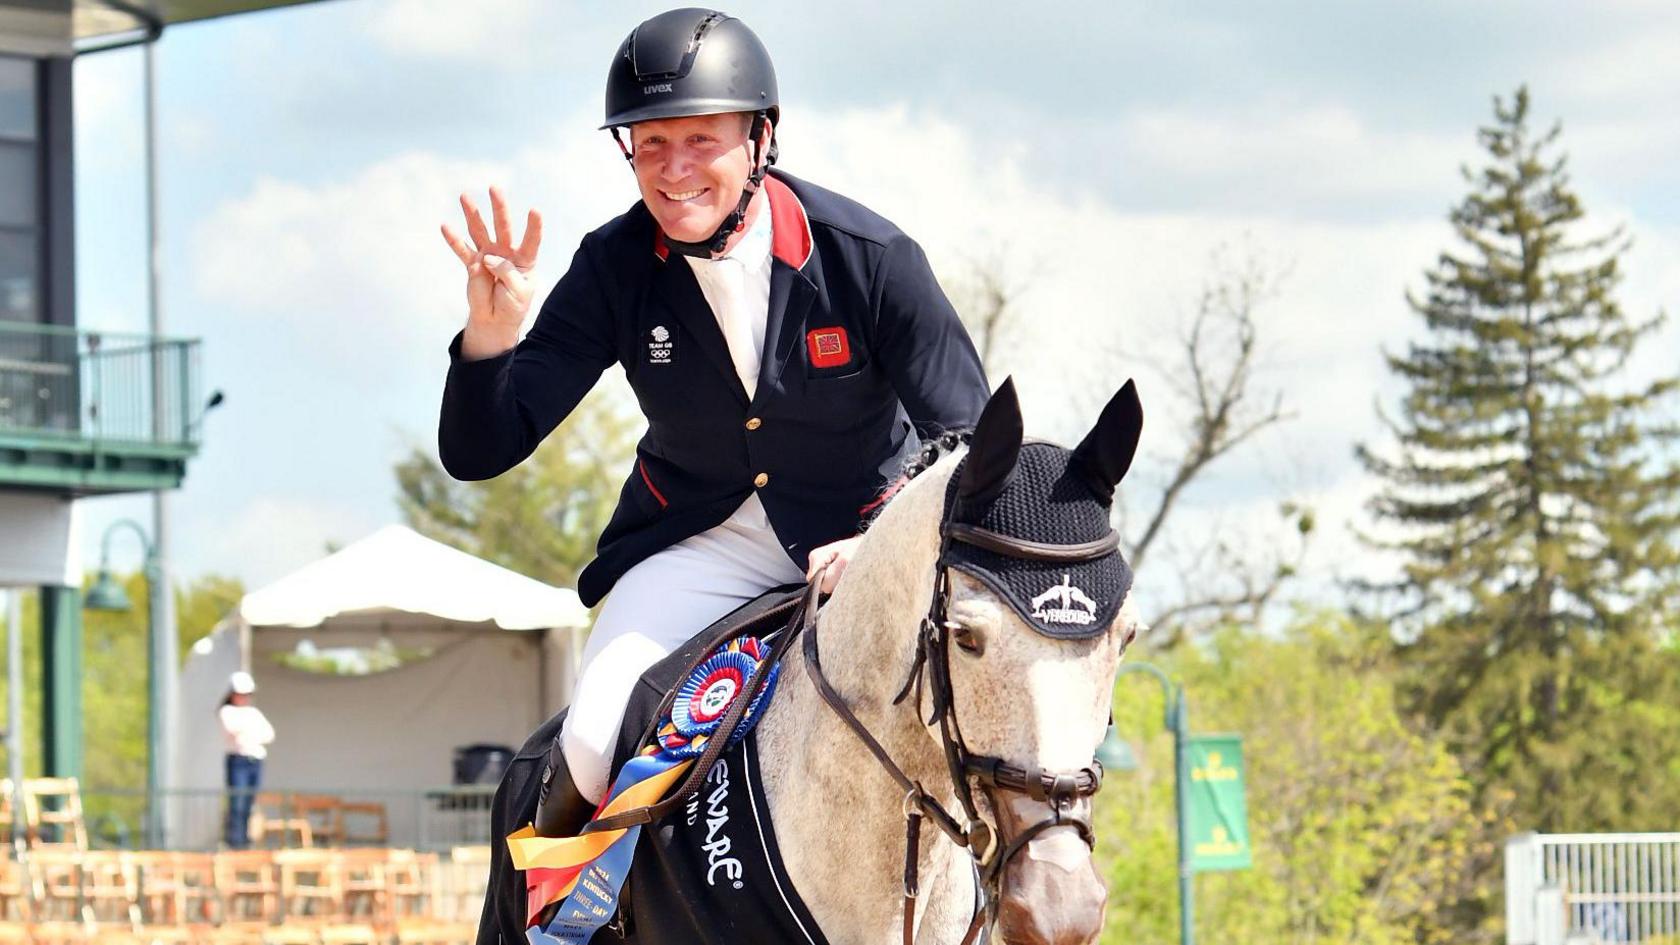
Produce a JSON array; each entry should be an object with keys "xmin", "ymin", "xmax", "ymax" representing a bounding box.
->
[{"xmin": 172, "ymin": 525, "xmax": 591, "ymax": 849}]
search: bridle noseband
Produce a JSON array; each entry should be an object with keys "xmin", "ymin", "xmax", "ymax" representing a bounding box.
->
[{"xmin": 803, "ymin": 517, "xmax": 1118, "ymax": 945}]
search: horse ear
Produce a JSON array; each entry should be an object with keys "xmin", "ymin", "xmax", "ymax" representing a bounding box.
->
[
  {"xmin": 957, "ymin": 377, "xmax": 1024, "ymax": 509},
  {"xmin": 1071, "ymin": 379, "xmax": 1143, "ymax": 504}
]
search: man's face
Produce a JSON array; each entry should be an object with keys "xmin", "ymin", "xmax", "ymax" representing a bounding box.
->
[{"xmin": 629, "ymin": 112, "xmax": 759, "ymax": 243}]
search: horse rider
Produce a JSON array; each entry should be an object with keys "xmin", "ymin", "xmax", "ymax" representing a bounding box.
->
[{"xmin": 438, "ymin": 7, "xmax": 990, "ymax": 838}]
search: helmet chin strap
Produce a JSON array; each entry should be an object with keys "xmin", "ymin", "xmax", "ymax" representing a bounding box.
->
[{"xmin": 616, "ymin": 112, "xmax": 776, "ymax": 260}]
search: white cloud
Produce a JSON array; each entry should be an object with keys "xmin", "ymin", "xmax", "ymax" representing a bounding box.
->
[
  {"xmin": 358, "ymin": 0, "xmax": 547, "ymax": 62},
  {"xmin": 192, "ymin": 496, "xmax": 383, "ymax": 590}
]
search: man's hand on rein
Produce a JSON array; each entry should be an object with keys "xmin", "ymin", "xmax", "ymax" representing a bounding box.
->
[{"xmin": 806, "ymin": 536, "xmax": 863, "ymax": 594}]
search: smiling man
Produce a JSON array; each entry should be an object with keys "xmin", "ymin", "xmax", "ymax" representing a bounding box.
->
[{"xmin": 437, "ymin": 8, "xmax": 988, "ymax": 843}]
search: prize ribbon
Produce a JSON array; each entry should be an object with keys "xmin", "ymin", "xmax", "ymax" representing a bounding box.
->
[{"xmin": 507, "ymin": 636, "xmax": 780, "ymax": 944}]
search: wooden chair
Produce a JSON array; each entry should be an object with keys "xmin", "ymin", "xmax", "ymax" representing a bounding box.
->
[
  {"xmin": 27, "ymin": 848, "xmax": 84, "ymax": 923},
  {"xmin": 338, "ymin": 847, "xmax": 389, "ymax": 923},
  {"xmin": 214, "ymin": 850, "xmax": 280, "ymax": 924},
  {"xmin": 318, "ymin": 924, "xmax": 380, "ymax": 945},
  {"xmin": 275, "ymin": 848, "xmax": 345, "ymax": 921},
  {"xmin": 204, "ymin": 923, "xmax": 270, "ymax": 945},
  {"xmin": 0, "ymin": 847, "xmax": 31, "ymax": 923},
  {"xmin": 393, "ymin": 920, "xmax": 474, "ymax": 945},
  {"xmin": 250, "ymin": 793, "xmax": 313, "ymax": 849},
  {"xmin": 442, "ymin": 846, "xmax": 489, "ymax": 923},
  {"xmin": 21, "ymin": 777, "xmax": 88, "ymax": 850},
  {"xmin": 292, "ymin": 795, "xmax": 345, "ymax": 848},
  {"xmin": 79, "ymin": 849, "xmax": 142, "ymax": 932},
  {"xmin": 133, "ymin": 850, "xmax": 219, "ymax": 929},
  {"xmin": 259, "ymin": 928, "xmax": 320, "ymax": 945},
  {"xmin": 0, "ymin": 779, "xmax": 15, "ymax": 848},
  {"xmin": 387, "ymin": 850, "xmax": 439, "ymax": 921},
  {"xmin": 339, "ymin": 800, "xmax": 388, "ymax": 846}
]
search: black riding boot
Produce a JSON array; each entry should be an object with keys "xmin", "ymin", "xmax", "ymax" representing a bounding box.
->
[{"xmin": 534, "ymin": 732, "xmax": 597, "ymax": 838}]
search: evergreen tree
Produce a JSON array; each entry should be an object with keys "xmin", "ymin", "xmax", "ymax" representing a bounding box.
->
[{"xmin": 1357, "ymin": 87, "xmax": 1680, "ymax": 831}]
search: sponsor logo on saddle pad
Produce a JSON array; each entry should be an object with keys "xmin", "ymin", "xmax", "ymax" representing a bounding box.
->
[
  {"xmin": 1030, "ymin": 574, "xmax": 1098, "ymax": 626},
  {"xmin": 648, "ymin": 326, "xmax": 674, "ymax": 364},
  {"xmin": 685, "ymin": 759, "xmax": 745, "ymax": 889}
]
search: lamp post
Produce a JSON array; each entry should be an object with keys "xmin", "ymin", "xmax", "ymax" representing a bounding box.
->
[
  {"xmin": 1096, "ymin": 661, "xmax": 1192, "ymax": 945},
  {"xmin": 85, "ymin": 519, "xmax": 165, "ymax": 849}
]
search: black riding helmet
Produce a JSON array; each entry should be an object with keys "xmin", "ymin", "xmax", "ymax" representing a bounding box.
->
[{"xmin": 602, "ymin": 8, "xmax": 780, "ymax": 258}]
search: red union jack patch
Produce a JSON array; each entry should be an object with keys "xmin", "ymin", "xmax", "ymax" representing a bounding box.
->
[{"xmin": 806, "ymin": 327, "xmax": 852, "ymax": 369}]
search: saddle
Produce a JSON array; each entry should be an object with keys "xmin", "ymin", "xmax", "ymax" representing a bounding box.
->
[{"xmin": 479, "ymin": 584, "xmax": 810, "ymax": 945}]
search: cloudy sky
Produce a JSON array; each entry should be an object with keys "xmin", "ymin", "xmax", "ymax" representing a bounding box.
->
[{"xmin": 70, "ymin": 0, "xmax": 1680, "ymax": 611}]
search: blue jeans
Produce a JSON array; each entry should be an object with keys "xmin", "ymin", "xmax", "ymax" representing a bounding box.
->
[{"xmin": 225, "ymin": 754, "xmax": 263, "ymax": 848}]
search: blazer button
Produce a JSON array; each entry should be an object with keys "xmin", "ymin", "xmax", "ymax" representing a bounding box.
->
[
  {"xmin": 753, "ymin": 473, "xmax": 770, "ymax": 488},
  {"xmin": 745, "ymin": 417, "xmax": 762, "ymax": 431}
]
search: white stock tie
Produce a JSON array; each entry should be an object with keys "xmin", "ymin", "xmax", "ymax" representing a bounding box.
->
[{"xmin": 713, "ymin": 255, "xmax": 761, "ymax": 400}]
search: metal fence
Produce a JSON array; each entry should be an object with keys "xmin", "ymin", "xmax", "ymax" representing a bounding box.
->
[
  {"xmin": 1508, "ymin": 833, "xmax": 1680, "ymax": 944},
  {"xmin": 0, "ymin": 321, "xmax": 201, "ymax": 446},
  {"xmin": 81, "ymin": 786, "xmax": 497, "ymax": 854}
]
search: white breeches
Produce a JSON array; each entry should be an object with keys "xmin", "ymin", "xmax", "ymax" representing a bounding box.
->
[{"xmin": 559, "ymin": 496, "xmax": 805, "ymax": 802}]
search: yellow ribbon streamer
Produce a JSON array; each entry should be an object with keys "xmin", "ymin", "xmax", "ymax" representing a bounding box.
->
[{"xmin": 507, "ymin": 758, "xmax": 695, "ymax": 871}]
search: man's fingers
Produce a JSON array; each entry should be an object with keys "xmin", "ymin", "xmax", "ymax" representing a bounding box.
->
[
  {"xmin": 490, "ymin": 186, "xmax": 514, "ymax": 249},
  {"xmin": 819, "ymin": 560, "xmax": 844, "ymax": 594},
  {"xmin": 482, "ymin": 253, "xmax": 530, "ymax": 305},
  {"xmin": 459, "ymin": 192, "xmax": 492, "ymax": 251},
  {"xmin": 514, "ymin": 209, "xmax": 544, "ymax": 269},
  {"xmin": 440, "ymin": 224, "xmax": 476, "ymax": 268}
]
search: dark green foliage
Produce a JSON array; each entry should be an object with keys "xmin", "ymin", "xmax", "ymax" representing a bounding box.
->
[
  {"xmin": 395, "ymin": 388, "xmax": 638, "ymax": 589},
  {"xmin": 1357, "ymin": 86, "xmax": 1680, "ymax": 832}
]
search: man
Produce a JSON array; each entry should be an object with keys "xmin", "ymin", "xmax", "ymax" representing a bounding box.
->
[{"xmin": 438, "ymin": 8, "xmax": 988, "ymax": 838}]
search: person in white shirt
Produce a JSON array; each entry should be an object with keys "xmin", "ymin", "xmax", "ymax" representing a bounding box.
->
[{"xmin": 217, "ymin": 671, "xmax": 274, "ymax": 848}]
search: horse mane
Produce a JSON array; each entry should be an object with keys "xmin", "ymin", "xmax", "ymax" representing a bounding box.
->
[{"xmin": 861, "ymin": 429, "xmax": 973, "ymax": 529}]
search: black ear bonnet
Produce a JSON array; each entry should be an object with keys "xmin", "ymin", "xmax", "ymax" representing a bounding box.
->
[{"xmin": 936, "ymin": 378, "xmax": 1143, "ymax": 640}]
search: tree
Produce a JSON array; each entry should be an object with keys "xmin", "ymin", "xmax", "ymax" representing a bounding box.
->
[
  {"xmin": 1, "ymin": 573, "xmax": 244, "ymax": 843},
  {"xmin": 943, "ymin": 245, "xmax": 1308, "ymax": 643},
  {"xmin": 1097, "ymin": 615, "xmax": 1507, "ymax": 945},
  {"xmin": 396, "ymin": 387, "xmax": 640, "ymax": 587},
  {"xmin": 1356, "ymin": 87, "xmax": 1680, "ymax": 830}
]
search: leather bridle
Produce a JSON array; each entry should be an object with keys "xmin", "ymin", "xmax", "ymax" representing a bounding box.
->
[{"xmin": 803, "ymin": 515, "xmax": 1117, "ymax": 945}]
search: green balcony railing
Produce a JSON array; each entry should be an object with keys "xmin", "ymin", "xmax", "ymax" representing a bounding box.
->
[{"xmin": 0, "ymin": 321, "xmax": 204, "ymax": 493}]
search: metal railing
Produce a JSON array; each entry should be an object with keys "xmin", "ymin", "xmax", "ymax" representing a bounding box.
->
[
  {"xmin": 0, "ymin": 321, "xmax": 202, "ymax": 447},
  {"xmin": 1508, "ymin": 833, "xmax": 1680, "ymax": 944},
  {"xmin": 81, "ymin": 786, "xmax": 498, "ymax": 854}
]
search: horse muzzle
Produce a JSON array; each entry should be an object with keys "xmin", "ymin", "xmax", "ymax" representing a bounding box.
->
[{"xmin": 994, "ymin": 795, "xmax": 1107, "ymax": 945}]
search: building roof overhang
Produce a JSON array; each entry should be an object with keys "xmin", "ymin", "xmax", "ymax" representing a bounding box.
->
[{"xmin": 0, "ymin": 0, "xmax": 334, "ymax": 56}]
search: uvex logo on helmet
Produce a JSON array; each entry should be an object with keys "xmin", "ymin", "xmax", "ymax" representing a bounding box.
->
[{"xmin": 642, "ymin": 82, "xmax": 674, "ymax": 95}]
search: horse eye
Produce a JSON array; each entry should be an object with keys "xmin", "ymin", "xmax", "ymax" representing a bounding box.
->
[{"xmin": 950, "ymin": 624, "xmax": 984, "ymax": 656}]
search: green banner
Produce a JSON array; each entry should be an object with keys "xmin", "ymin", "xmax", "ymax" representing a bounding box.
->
[{"xmin": 1187, "ymin": 734, "xmax": 1251, "ymax": 872}]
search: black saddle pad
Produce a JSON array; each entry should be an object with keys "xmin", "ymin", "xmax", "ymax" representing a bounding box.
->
[{"xmin": 477, "ymin": 584, "xmax": 812, "ymax": 945}]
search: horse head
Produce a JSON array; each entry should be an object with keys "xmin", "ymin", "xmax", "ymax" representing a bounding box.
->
[
  {"xmin": 792, "ymin": 377, "xmax": 1145, "ymax": 945},
  {"xmin": 938, "ymin": 378, "xmax": 1143, "ymax": 945}
]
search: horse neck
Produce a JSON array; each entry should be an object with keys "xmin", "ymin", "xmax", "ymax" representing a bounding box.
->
[{"xmin": 754, "ymin": 455, "xmax": 978, "ymax": 943}]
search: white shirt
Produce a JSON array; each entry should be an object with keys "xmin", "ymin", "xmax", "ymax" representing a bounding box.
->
[
  {"xmin": 684, "ymin": 200, "xmax": 777, "ymax": 532},
  {"xmin": 219, "ymin": 703, "xmax": 276, "ymax": 760}
]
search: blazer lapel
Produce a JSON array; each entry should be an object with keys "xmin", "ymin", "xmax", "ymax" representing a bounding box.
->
[
  {"xmin": 756, "ymin": 259, "xmax": 817, "ymax": 406},
  {"xmin": 649, "ymin": 254, "xmax": 750, "ymax": 406}
]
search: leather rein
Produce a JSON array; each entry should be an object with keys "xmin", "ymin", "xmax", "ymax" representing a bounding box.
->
[{"xmin": 802, "ymin": 519, "xmax": 1116, "ymax": 945}]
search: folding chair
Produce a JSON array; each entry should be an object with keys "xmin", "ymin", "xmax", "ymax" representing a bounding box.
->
[
  {"xmin": 214, "ymin": 850, "xmax": 280, "ymax": 924},
  {"xmin": 21, "ymin": 777, "xmax": 88, "ymax": 851},
  {"xmin": 275, "ymin": 848, "xmax": 345, "ymax": 922},
  {"xmin": 78, "ymin": 849, "xmax": 142, "ymax": 932},
  {"xmin": 251, "ymin": 793, "xmax": 313, "ymax": 849}
]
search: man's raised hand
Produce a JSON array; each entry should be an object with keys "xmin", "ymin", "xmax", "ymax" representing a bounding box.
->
[{"xmin": 441, "ymin": 186, "xmax": 544, "ymax": 360}]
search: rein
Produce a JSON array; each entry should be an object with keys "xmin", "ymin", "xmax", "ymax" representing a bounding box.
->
[{"xmin": 803, "ymin": 519, "xmax": 1112, "ymax": 945}]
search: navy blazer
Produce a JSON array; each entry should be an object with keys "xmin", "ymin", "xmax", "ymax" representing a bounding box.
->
[{"xmin": 439, "ymin": 170, "xmax": 988, "ymax": 607}]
